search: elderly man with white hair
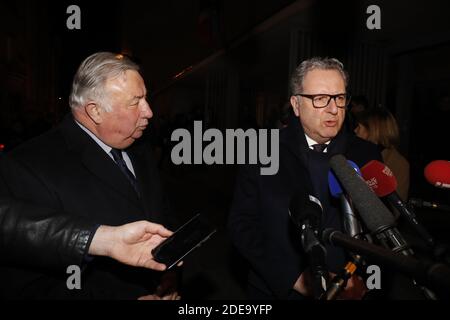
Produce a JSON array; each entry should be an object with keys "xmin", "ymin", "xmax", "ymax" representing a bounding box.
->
[{"xmin": 0, "ymin": 52, "xmax": 179, "ymax": 300}]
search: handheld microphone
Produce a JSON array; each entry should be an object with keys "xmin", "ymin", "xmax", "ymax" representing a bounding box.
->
[
  {"xmin": 326, "ymin": 162, "xmax": 365, "ymax": 300},
  {"xmin": 329, "ymin": 155, "xmax": 413, "ymax": 256},
  {"xmin": 328, "ymin": 161, "xmax": 364, "ymax": 239},
  {"xmin": 361, "ymin": 160, "xmax": 435, "ymax": 248},
  {"xmin": 289, "ymin": 193, "xmax": 328, "ymax": 298},
  {"xmin": 330, "ymin": 155, "xmax": 438, "ymax": 299},
  {"xmin": 424, "ymin": 160, "xmax": 450, "ymax": 189}
]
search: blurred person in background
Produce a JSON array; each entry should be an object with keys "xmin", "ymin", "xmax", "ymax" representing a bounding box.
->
[{"xmin": 354, "ymin": 108, "xmax": 410, "ymax": 201}]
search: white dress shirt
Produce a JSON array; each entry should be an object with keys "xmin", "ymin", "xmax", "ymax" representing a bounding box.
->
[{"xmin": 304, "ymin": 134, "xmax": 331, "ymax": 153}]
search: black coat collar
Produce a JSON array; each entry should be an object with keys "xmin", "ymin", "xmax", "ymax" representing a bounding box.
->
[{"xmin": 59, "ymin": 114, "xmax": 141, "ymax": 205}]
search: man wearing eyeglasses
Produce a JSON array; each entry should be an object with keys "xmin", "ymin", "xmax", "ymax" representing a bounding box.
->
[{"xmin": 229, "ymin": 57, "xmax": 382, "ymax": 300}]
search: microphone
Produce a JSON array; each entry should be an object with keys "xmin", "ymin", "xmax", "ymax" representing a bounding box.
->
[
  {"xmin": 289, "ymin": 193, "xmax": 328, "ymax": 298},
  {"xmin": 424, "ymin": 160, "xmax": 450, "ymax": 189},
  {"xmin": 408, "ymin": 198, "xmax": 450, "ymax": 212},
  {"xmin": 329, "ymin": 155, "xmax": 413, "ymax": 256},
  {"xmin": 325, "ymin": 162, "xmax": 365, "ymax": 300},
  {"xmin": 330, "ymin": 154, "xmax": 438, "ymax": 299},
  {"xmin": 322, "ymin": 229, "xmax": 450, "ymax": 294},
  {"xmin": 361, "ymin": 160, "xmax": 435, "ymax": 248},
  {"xmin": 328, "ymin": 161, "xmax": 364, "ymax": 239}
]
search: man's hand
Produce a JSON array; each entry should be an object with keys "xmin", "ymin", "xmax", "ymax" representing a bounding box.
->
[
  {"xmin": 294, "ymin": 270, "xmax": 367, "ymax": 300},
  {"xmin": 89, "ymin": 221, "xmax": 173, "ymax": 271},
  {"xmin": 156, "ymin": 270, "xmax": 179, "ymax": 297},
  {"xmin": 336, "ymin": 274, "xmax": 367, "ymax": 300},
  {"xmin": 137, "ymin": 272, "xmax": 182, "ymax": 301},
  {"xmin": 293, "ymin": 271, "xmax": 313, "ymax": 297},
  {"xmin": 138, "ymin": 270, "xmax": 182, "ymax": 301}
]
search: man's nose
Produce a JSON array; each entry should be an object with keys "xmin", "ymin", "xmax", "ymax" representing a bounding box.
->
[
  {"xmin": 141, "ymin": 100, "xmax": 153, "ymax": 119},
  {"xmin": 326, "ymin": 97, "xmax": 339, "ymax": 114}
]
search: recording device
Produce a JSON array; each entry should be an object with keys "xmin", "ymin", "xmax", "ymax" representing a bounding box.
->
[
  {"xmin": 152, "ymin": 214, "xmax": 216, "ymax": 269},
  {"xmin": 329, "ymin": 155, "xmax": 413, "ymax": 256},
  {"xmin": 424, "ymin": 160, "xmax": 450, "ymax": 189},
  {"xmin": 361, "ymin": 160, "xmax": 435, "ymax": 248},
  {"xmin": 330, "ymin": 154, "xmax": 438, "ymax": 299},
  {"xmin": 289, "ymin": 193, "xmax": 328, "ymax": 298},
  {"xmin": 328, "ymin": 161, "xmax": 364, "ymax": 239},
  {"xmin": 326, "ymin": 162, "xmax": 365, "ymax": 300}
]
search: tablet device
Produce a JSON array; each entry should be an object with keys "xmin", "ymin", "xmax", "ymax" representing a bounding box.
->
[{"xmin": 151, "ymin": 214, "xmax": 216, "ymax": 269}]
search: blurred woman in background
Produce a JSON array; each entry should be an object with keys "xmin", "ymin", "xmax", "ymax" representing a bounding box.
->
[{"xmin": 354, "ymin": 108, "xmax": 410, "ymax": 201}]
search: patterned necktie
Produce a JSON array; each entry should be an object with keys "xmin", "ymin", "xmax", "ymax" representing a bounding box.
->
[
  {"xmin": 311, "ymin": 143, "xmax": 328, "ymax": 153},
  {"xmin": 110, "ymin": 148, "xmax": 140, "ymax": 197}
]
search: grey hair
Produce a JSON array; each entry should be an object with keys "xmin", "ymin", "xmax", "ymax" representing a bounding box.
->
[
  {"xmin": 289, "ymin": 57, "xmax": 348, "ymax": 95},
  {"xmin": 69, "ymin": 52, "xmax": 140, "ymax": 112}
]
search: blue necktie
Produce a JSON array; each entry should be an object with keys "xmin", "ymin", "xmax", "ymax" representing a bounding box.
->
[{"xmin": 110, "ymin": 148, "xmax": 140, "ymax": 197}]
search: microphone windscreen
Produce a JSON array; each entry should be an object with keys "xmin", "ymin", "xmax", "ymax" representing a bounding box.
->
[
  {"xmin": 328, "ymin": 160, "xmax": 361, "ymax": 198},
  {"xmin": 424, "ymin": 160, "xmax": 450, "ymax": 188},
  {"xmin": 330, "ymin": 155, "xmax": 395, "ymax": 233},
  {"xmin": 361, "ymin": 160, "xmax": 398, "ymax": 197}
]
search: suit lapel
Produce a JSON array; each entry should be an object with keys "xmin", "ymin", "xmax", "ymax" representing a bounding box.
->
[
  {"xmin": 279, "ymin": 117, "xmax": 315, "ymax": 195},
  {"xmin": 127, "ymin": 142, "xmax": 164, "ymax": 222},
  {"xmin": 60, "ymin": 115, "xmax": 141, "ymax": 206},
  {"xmin": 81, "ymin": 144, "xmax": 141, "ymax": 204},
  {"xmin": 280, "ymin": 116, "xmax": 308, "ymax": 167}
]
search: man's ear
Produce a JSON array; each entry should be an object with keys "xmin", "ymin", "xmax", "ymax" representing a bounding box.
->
[
  {"xmin": 290, "ymin": 96, "xmax": 300, "ymax": 117},
  {"xmin": 85, "ymin": 102, "xmax": 103, "ymax": 124}
]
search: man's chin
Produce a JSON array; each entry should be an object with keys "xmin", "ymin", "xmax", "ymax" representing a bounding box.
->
[
  {"xmin": 321, "ymin": 129, "xmax": 339, "ymax": 140},
  {"xmin": 132, "ymin": 129, "xmax": 145, "ymax": 139}
]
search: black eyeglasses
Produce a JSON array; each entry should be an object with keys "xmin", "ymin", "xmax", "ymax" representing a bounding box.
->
[{"xmin": 294, "ymin": 93, "xmax": 351, "ymax": 109}]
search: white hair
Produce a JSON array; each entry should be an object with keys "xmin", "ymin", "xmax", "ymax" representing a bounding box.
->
[{"xmin": 69, "ymin": 52, "xmax": 140, "ymax": 112}]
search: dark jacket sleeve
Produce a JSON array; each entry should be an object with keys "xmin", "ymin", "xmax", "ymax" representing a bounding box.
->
[
  {"xmin": 0, "ymin": 153, "xmax": 152, "ymax": 299},
  {"xmin": 0, "ymin": 154, "xmax": 97, "ymax": 270},
  {"xmin": 228, "ymin": 164, "xmax": 305, "ymax": 299},
  {"xmin": 0, "ymin": 197, "xmax": 98, "ymax": 270}
]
